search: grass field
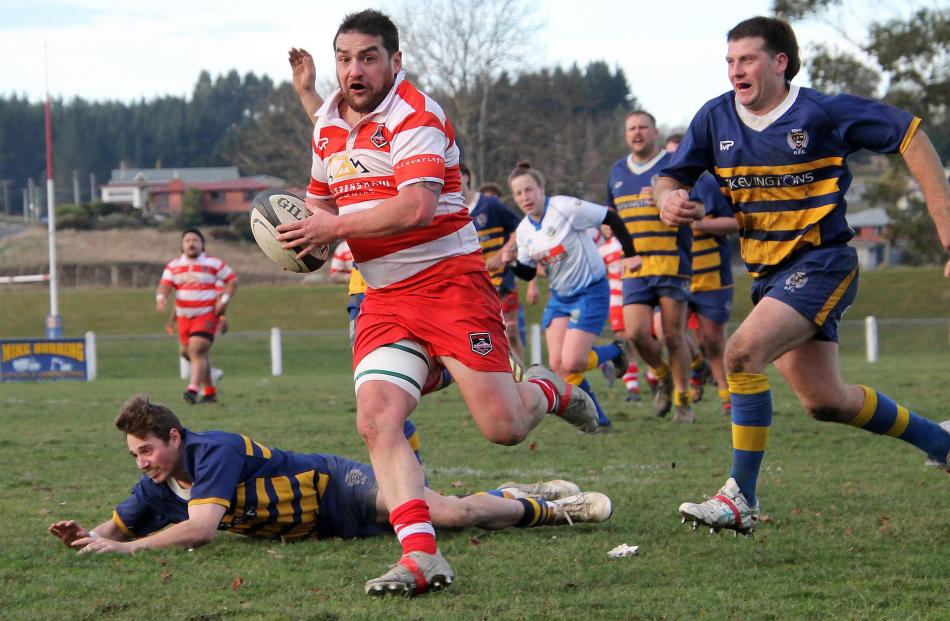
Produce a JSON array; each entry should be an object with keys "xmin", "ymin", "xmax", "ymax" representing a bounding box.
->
[{"xmin": 2, "ymin": 274, "xmax": 950, "ymax": 620}]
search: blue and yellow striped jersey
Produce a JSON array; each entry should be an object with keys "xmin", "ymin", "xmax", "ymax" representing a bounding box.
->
[
  {"xmin": 469, "ymin": 193, "xmax": 522, "ymax": 292},
  {"xmin": 113, "ymin": 429, "xmax": 331, "ymax": 541},
  {"xmin": 608, "ymin": 151, "xmax": 692, "ymax": 279},
  {"xmin": 690, "ymin": 172, "xmax": 734, "ymax": 292},
  {"xmin": 661, "ymin": 85, "xmax": 919, "ymax": 278}
]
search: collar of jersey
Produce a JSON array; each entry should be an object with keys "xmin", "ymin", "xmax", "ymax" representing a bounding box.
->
[
  {"xmin": 528, "ymin": 197, "xmax": 550, "ymax": 230},
  {"xmin": 734, "ymin": 84, "xmax": 800, "ymax": 132},
  {"xmin": 625, "ymin": 150, "xmax": 666, "ymax": 176},
  {"xmin": 316, "ymin": 70, "xmax": 407, "ymax": 127}
]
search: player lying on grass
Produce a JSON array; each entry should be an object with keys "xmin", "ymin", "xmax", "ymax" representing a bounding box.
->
[{"xmin": 48, "ymin": 396, "xmax": 612, "ymax": 559}]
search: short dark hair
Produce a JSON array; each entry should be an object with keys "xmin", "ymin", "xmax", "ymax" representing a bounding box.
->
[
  {"xmin": 666, "ymin": 133, "xmax": 684, "ymax": 145},
  {"xmin": 181, "ymin": 227, "xmax": 204, "ymax": 250},
  {"xmin": 626, "ymin": 110, "xmax": 657, "ymax": 128},
  {"xmin": 334, "ymin": 9, "xmax": 399, "ymax": 56},
  {"xmin": 115, "ymin": 395, "xmax": 183, "ymax": 443},
  {"xmin": 478, "ymin": 183, "xmax": 502, "ymax": 197},
  {"xmin": 727, "ymin": 16, "xmax": 800, "ymax": 83}
]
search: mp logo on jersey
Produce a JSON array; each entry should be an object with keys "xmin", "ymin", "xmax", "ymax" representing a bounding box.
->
[
  {"xmin": 787, "ymin": 129, "xmax": 809, "ymax": 154},
  {"xmin": 370, "ymin": 124, "xmax": 388, "ymax": 149},
  {"xmin": 469, "ymin": 332, "xmax": 493, "ymax": 356},
  {"xmin": 326, "ymin": 153, "xmax": 370, "ymax": 182},
  {"xmin": 785, "ymin": 271, "xmax": 808, "ymax": 291}
]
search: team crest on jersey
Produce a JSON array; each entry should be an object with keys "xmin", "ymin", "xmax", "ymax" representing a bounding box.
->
[
  {"xmin": 476, "ymin": 213, "xmax": 488, "ymax": 227},
  {"xmin": 344, "ymin": 468, "xmax": 368, "ymax": 487},
  {"xmin": 787, "ymin": 129, "xmax": 809, "ymax": 154},
  {"xmin": 370, "ymin": 124, "xmax": 388, "ymax": 149},
  {"xmin": 469, "ymin": 332, "xmax": 493, "ymax": 356},
  {"xmin": 785, "ymin": 271, "xmax": 808, "ymax": 291},
  {"xmin": 545, "ymin": 226, "xmax": 557, "ymax": 237}
]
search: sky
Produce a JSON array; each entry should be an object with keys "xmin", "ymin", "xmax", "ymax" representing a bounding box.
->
[{"xmin": 0, "ymin": 0, "xmax": 892, "ymax": 128}]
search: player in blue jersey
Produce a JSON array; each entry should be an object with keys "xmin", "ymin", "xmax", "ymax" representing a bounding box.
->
[
  {"xmin": 461, "ymin": 163, "xmax": 526, "ymax": 361},
  {"xmin": 609, "ymin": 111, "xmax": 695, "ymax": 422},
  {"xmin": 49, "ymin": 396, "xmax": 612, "ymax": 560},
  {"xmin": 657, "ymin": 16, "xmax": 950, "ymax": 535},
  {"xmin": 504, "ymin": 161, "xmax": 640, "ymax": 432}
]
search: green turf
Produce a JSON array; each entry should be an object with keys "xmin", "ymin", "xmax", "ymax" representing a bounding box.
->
[{"xmin": 2, "ymin": 274, "xmax": 950, "ymax": 619}]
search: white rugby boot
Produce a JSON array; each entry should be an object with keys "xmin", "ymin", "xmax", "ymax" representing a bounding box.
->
[
  {"xmin": 550, "ymin": 492, "xmax": 613, "ymax": 525},
  {"xmin": 678, "ymin": 478, "xmax": 759, "ymax": 536},
  {"xmin": 922, "ymin": 420, "xmax": 950, "ymax": 472},
  {"xmin": 526, "ymin": 365, "xmax": 599, "ymax": 433},
  {"xmin": 497, "ymin": 479, "xmax": 581, "ymax": 501},
  {"xmin": 364, "ymin": 549, "xmax": 454, "ymax": 597}
]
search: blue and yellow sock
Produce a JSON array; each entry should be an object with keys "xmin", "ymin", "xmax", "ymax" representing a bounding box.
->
[
  {"xmin": 404, "ymin": 420, "xmax": 423, "ymax": 466},
  {"xmin": 515, "ymin": 497, "xmax": 554, "ymax": 527},
  {"xmin": 850, "ymin": 386, "xmax": 950, "ymax": 462},
  {"xmin": 728, "ymin": 372, "xmax": 772, "ymax": 506},
  {"xmin": 592, "ymin": 343, "xmax": 622, "ymax": 368}
]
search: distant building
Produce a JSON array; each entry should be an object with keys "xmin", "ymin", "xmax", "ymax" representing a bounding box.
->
[
  {"xmin": 100, "ymin": 167, "xmax": 285, "ymax": 217},
  {"xmin": 847, "ymin": 207, "xmax": 894, "ymax": 269}
]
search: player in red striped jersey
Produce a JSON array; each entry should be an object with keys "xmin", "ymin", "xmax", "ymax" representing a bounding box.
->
[
  {"xmin": 156, "ymin": 229, "xmax": 236, "ymax": 405},
  {"xmin": 277, "ymin": 10, "xmax": 598, "ymax": 597}
]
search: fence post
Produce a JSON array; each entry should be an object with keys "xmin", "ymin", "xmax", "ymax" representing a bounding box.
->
[
  {"xmin": 865, "ymin": 315, "xmax": 878, "ymax": 363},
  {"xmin": 179, "ymin": 355, "xmax": 190, "ymax": 379},
  {"xmin": 529, "ymin": 323, "xmax": 542, "ymax": 366},
  {"xmin": 271, "ymin": 327, "xmax": 283, "ymax": 376},
  {"xmin": 84, "ymin": 331, "xmax": 97, "ymax": 381}
]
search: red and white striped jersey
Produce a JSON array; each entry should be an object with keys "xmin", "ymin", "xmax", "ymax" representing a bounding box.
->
[
  {"xmin": 160, "ymin": 253, "xmax": 236, "ymax": 318},
  {"xmin": 307, "ymin": 71, "xmax": 481, "ymax": 291},
  {"xmin": 598, "ymin": 236, "xmax": 624, "ymax": 309},
  {"xmin": 329, "ymin": 241, "xmax": 354, "ymax": 280}
]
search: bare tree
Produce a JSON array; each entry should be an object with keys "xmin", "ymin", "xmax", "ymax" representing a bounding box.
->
[{"xmin": 393, "ymin": 0, "xmax": 540, "ymax": 183}]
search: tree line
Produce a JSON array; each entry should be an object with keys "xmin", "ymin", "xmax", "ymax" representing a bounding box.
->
[{"xmin": 0, "ymin": 61, "xmax": 633, "ymax": 214}]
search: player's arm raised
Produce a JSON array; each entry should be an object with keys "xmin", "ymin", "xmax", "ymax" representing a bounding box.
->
[
  {"xmin": 288, "ymin": 47, "xmax": 324, "ymax": 123},
  {"xmin": 656, "ymin": 176, "xmax": 704, "ymax": 227},
  {"xmin": 901, "ymin": 129, "xmax": 950, "ymax": 277},
  {"xmin": 71, "ymin": 503, "xmax": 226, "ymax": 555}
]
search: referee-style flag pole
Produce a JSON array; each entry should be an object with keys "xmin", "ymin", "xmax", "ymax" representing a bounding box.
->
[{"xmin": 44, "ymin": 42, "xmax": 62, "ymax": 338}]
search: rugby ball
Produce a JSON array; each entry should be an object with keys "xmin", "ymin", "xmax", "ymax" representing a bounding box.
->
[{"xmin": 250, "ymin": 189, "xmax": 330, "ymax": 273}]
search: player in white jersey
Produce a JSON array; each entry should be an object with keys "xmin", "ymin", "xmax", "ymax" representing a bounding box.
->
[
  {"xmin": 275, "ymin": 11, "xmax": 599, "ymax": 597},
  {"xmin": 504, "ymin": 161, "xmax": 639, "ymax": 431},
  {"xmin": 155, "ymin": 229, "xmax": 236, "ymax": 405}
]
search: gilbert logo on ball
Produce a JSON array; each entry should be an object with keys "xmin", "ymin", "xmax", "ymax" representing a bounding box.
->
[{"xmin": 250, "ymin": 189, "xmax": 330, "ymax": 273}]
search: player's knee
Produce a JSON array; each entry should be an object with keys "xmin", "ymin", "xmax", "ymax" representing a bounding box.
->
[
  {"xmin": 355, "ymin": 404, "xmax": 407, "ymax": 449},
  {"xmin": 480, "ymin": 413, "xmax": 527, "ymax": 446},
  {"xmin": 723, "ymin": 337, "xmax": 761, "ymax": 374}
]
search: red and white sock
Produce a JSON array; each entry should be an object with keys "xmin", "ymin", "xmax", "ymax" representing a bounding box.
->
[
  {"xmin": 623, "ymin": 362, "xmax": 640, "ymax": 394},
  {"xmin": 203, "ymin": 386, "xmax": 216, "ymax": 397},
  {"xmin": 390, "ymin": 498, "xmax": 437, "ymax": 555},
  {"xmin": 528, "ymin": 378, "xmax": 561, "ymax": 414}
]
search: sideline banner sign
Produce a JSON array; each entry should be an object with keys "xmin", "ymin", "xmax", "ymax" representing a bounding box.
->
[{"xmin": 0, "ymin": 338, "xmax": 88, "ymax": 382}]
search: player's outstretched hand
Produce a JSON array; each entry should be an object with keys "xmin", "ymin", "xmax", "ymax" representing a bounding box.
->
[
  {"xmin": 659, "ymin": 189, "xmax": 703, "ymax": 227},
  {"xmin": 49, "ymin": 520, "xmax": 87, "ymax": 547},
  {"xmin": 288, "ymin": 48, "xmax": 316, "ymax": 96},
  {"xmin": 72, "ymin": 535, "xmax": 132, "ymax": 555}
]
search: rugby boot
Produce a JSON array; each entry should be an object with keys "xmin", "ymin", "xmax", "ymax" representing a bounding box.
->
[
  {"xmin": 364, "ymin": 550, "xmax": 454, "ymax": 597},
  {"xmin": 671, "ymin": 404, "xmax": 695, "ymax": 423},
  {"xmin": 689, "ymin": 360, "xmax": 711, "ymax": 402},
  {"xmin": 653, "ymin": 376, "xmax": 673, "ymax": 418},
  {"xmin": 923, "ymin": 420, "xmax": 950, "ymax": 473},
  {"xmin": 611, "ymin": 340, "xmax": 629, "ymax": 379},
  {"xmin": 497, "ymin": 479, "xmax": 581, "ymax": 501},
  {"xmin": 599, "ymin": 360, "xmax": 616, "ymax": 388},
  {"xmin": 526, "ymin": 365, "xmax": 599, "ymax": 433},
  {"xmin": 550, "ymin": 492, "xmax": 613, "ymax": 525},
  {"xmin": 182, "ymin": 389, "xmax": 197, "ymax": 405},
  {"xmin": 678, "ymin": 477, "xmax": 759, "ymax": 536},
  {"xmin": 199, "ymin": 393, "xmax": 217, "ymax": 404}
]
